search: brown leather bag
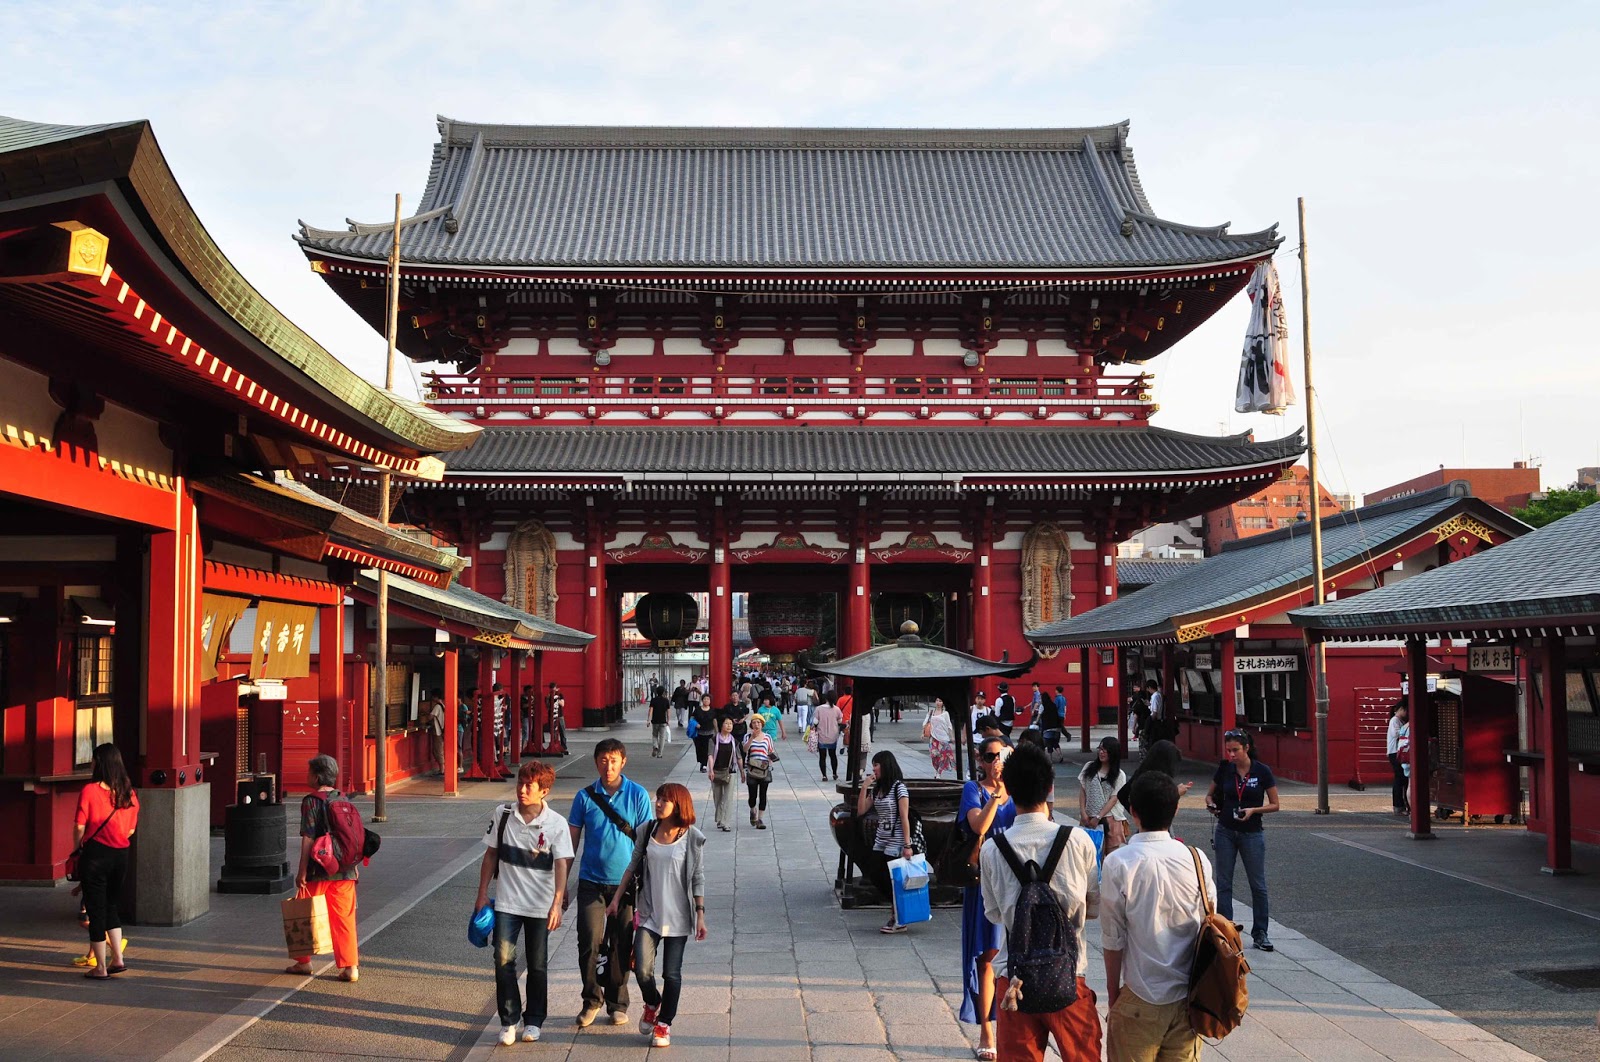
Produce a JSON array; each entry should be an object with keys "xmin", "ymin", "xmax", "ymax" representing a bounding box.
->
[{"xmin": 1186, "ymin": 846, "xmax": 1250, "ymax": 1039}]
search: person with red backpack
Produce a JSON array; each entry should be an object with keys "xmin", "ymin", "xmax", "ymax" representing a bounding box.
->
[
  {"xmin": 285, "ymin": 754, "xmax": 363, "ymax": 982},
  {"xmin": 980, "ymin": 743, "xmax": 1102, "ymax": 1062}
]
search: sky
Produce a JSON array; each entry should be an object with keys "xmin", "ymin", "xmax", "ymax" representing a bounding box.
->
[{"xmin": 4, "ymin": 1, "xmax": 1597, "ymax": 499}]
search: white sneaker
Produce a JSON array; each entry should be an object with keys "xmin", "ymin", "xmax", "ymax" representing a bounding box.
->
[
  {"xmin": 499, "ymin": 1025, "xmax": 518, "ymax": 1046},
  {"xmin": 521, "ymin": 1025, "xmax": 540, "ymax": 1042}
]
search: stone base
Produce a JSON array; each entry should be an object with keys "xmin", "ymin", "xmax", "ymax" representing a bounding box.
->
[{"xmin": 132, "ymin": 783, "xmax": 211, "ymax": 926}]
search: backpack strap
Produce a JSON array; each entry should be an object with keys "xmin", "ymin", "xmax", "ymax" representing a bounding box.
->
[
  {"xmin": 990, "ymin": 829, "xmax": 1031, "ymax": 882},
  {"xmin": 496, "ymin": 805, "xmax": 513, "ymax": 851},
  {"xmin": 1188, "ymin": 845, "xmax": 1214, "ymax": 918},
  {"xmin": 1039, "ymin": 825, "xmax": 1073, "ymax": 880}
]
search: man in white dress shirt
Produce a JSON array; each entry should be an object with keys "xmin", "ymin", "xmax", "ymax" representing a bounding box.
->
[
  {"xmin": 1101, "ymin": 771, "xmax": 1216, "ymax": 1061},
  {"xmin": 980, "ymin": 743, "xmax": 1103, "ymax": 1062}
]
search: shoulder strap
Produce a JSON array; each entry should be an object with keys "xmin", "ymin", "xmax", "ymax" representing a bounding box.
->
[
  {"xmin": 591, "ymin": 784, "xmax": 638, "ymax": 835},
  {"xmin": 1188, "ymin": 845, "xmax": 1215, "ymax": 918},
  {"xmin": 1039, "ymin": 825, "xmax": 1073, "ymax": 878},
  {"xmin": 79, "ymin": 812, "xmax": 114, "ymax": 851},
  {"xmin": 990, "ymin": 829, "xmax": 1029, "ymax": 881},
  {"xmin": 497, "ymin": 806, "xmax": 512, "ymax": 849}
]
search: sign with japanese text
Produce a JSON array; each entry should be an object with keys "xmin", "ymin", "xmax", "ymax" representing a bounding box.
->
[
  {"xmin": 1468, "ymin": 645, "xmax": 1514, "ymax": 673},
  {"xmin": 1234, "ymin": 654, "xmax": 1299, "ymax": 674},
  {"xmin": 199, "ymin": 593, "xmax": 249, "ymax": 681},
  {"xmin": 250, "ymin": 601, "xmax": 316, "ymax": 679}
]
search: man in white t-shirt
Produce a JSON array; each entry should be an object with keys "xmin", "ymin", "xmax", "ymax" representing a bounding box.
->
[
  {"xmin": 476, "ymin": 760, "xmax": 575, "ymax": 1046},
  {"xmin": 1102, "ymin": 771, "xmax": 1215, "ymax": 1061}
]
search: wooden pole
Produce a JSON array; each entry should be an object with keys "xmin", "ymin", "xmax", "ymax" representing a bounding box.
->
[
  {"xmin": 1299, "ymin": 197, "xmax": 1332, "ymax": 816},
  {"xmin": 373, "ymin": 192, "xmax": 401, "ymax": 822}
]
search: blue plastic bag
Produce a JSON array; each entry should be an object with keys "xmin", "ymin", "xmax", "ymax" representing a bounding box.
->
[
  {"xmin": 686, "ymin": 716, "xmax": 699, "ymax": 739},
  {"xmin": 468, "ymin": 899, "xmax": 495, "ymax": 948},
  {"xmin": 1081, "ymin": 826, "xmax": 1106, "ymax": 866}
]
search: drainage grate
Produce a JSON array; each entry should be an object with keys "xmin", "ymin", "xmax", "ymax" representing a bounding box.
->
[{"xmin": 1516, "ymin": 967, "xmax": 1600, "ymax": 992}]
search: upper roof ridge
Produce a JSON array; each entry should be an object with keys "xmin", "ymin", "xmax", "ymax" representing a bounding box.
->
[{"xmin": 432, "ymin": 116, "xmax": 1134, "ymax": 151}]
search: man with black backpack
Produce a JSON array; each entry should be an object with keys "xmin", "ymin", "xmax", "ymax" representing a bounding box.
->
[
  {"xmin": 563, "ymin": 738, "xmax": 652, "ymax": 1028},
  {"xmin": 981, "ymin": 742, "xmax": 1102, "ymax": 1061}
]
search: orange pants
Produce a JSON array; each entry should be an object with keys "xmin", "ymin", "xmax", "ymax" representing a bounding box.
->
[
  {"xmin": 995, "ymin": 976, "xmax": 1102, "ymax": 1062},
  {"xmin": 294, "ymin": 879, "xmax": 359, "ymax": 969}
]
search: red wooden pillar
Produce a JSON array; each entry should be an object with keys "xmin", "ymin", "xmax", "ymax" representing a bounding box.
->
[
  {"xmin": 709, "ymin": 502, "xmax": 732, "ymax": 709},
  {"xmin": 1220, "ymin": 633, "xmax": 1239, "ymax": 761},
  {"xmin": 1095, "ymin": 533, "xmax": 1118, "ymax": 724},
  {"xmin": 526, "ymin": 649, "xmax": 547, "ymax": 755},
  {"xmin": 972, "ymin": 503, "xmax": 995, "ymax": 698},
  {"xmin": 507, "ymin": 649, "xmax": 524, "ymax": 767},
  {"xmin": 584, "ymin": 501, "xmax": 608, "ymax": 725},
  {"xmin": 1539, "ymin": 636, "xmax": 1572, "ymax": 873},
  {"xmin": 846, "ymin": 499, "xmax": 872, "ymax": 656},
  {"xmin": 142, "ymin": 497, "xmax": 203, "ymax": 788},
  {"xmin": 317, "ymin": 603, "xmax": 343, "ymax": 760},
  {"xmin": 1078, "ymin": 646, "xmax": 1092, "ymax": 752},
  {"xmin": 347, "ymin": 659, "xmax": 369, "ymax": 793},
  {"xmin": 442, "ymin": 645, "xmax": 459, "ymax": 796},
  {"xmin": 1406, "ymin": 638, "xmax": 1433, "ymax": 839}
]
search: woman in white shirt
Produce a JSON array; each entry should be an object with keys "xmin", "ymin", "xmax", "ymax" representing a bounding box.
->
[
  {"xmin": 1079, "ymin": 735, "xmax": 1129, "ymax": 856},
  {"xmin": 1386, "ymin": 702, "xmax": 1410, "ymax": 815},
  {"xmin": 922, "ymin": 697, "xmax": 956, "ymax": 778}
]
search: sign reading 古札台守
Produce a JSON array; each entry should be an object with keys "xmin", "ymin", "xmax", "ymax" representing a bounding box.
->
[{"xmin": 1234, "ymin": 654, "xmax": 1299, "ymax": 674}]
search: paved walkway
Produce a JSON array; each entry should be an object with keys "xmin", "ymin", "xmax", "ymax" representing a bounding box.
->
[{"xmin": 2, "ymin": 716, "xmax": 1592, "ymax": 1060}]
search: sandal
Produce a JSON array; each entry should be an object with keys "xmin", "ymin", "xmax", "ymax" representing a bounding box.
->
[
  {"xmin": 879, "ymin": 922, "xmax": 907, "ymax": 934},
  {"xmin": 284, "ymin": 962, "xmax": 313, "ymax": 975},
  {"xmin": 83, "ymin": 970, "xmax": 110, "ymax": 980},
  {"xmin": 106, "ymin": 964, "xmax": 127, "ymax": 975},
  {"xmin": 975, "ymin": 1048, "xmax": 997, "ymax": 1061}
]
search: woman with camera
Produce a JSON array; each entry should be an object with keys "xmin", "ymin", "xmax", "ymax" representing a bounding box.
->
[{"xmin": 1205, "ymin": 728, "xmax": 1280, "ymax": 953}]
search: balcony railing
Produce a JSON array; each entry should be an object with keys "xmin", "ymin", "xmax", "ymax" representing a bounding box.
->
[{"xmin": 421, "ymin": 371, "xmax": 1155, "ymax": 421}]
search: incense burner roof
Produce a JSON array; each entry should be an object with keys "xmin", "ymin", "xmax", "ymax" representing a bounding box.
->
[{"xmin": 298, "ymin": 119, "xmax": 1280, "ymax": 272}]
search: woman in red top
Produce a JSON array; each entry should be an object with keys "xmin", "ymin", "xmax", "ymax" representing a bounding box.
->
[{"xmin": 75, "ymin": 743, "xmax": 139, "ymax": 979}]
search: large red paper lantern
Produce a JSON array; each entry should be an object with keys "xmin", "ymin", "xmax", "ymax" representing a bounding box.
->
[{"xmin": 747, "ymin": 593, "xmax": 823, "ymax": 661}]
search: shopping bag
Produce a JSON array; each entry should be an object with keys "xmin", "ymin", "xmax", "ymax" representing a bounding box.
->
[
  {"xmin": 281, "ymin": 891, "xmax": 333, "ymax": 957},
  {"xmin": 1081, "ymin": 825, "xmax": 1105, "ymax": 865},
  {"xmin": 888, "ymin": 855, "xmax": 933, "ymax": 926},
  {"xmin": 805, "ymin": 726, "xmax": 818, "ymax": 754}
]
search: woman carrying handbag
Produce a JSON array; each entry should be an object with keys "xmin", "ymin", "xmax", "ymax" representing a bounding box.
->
[
  {"xmin": 956, "ymin": 737, "xmax": 1014, "ymax": 1059},
  {"xmin": 74, "ymin": 743, "xmax": 139, "ymax": 980}
]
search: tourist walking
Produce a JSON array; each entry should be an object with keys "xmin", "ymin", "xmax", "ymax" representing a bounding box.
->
[
  {"xmin": 1079, "ymin": 736, "xmax": 1129, "ymax": 857},
  {"xmin": 856, "ymin": 750, "xmax": 915, "ymax": 933},
  {"xmin": 565, "ymin": 739, "xmax": 653, "ymax": 1026},
  {"xmin": 1102, "ymin": 771, "xmax": 1215, "ymax": 1062},
  {"xmin": 743, "ymin": 714, "xmax": 778, "ymax": 829},
  {"xmin": 923, "ymin": 696, "xmax": 957, "ymax": 778},
  {"xmin": 1206, "ymin": 728, "xmax": 1280, "ymax": 952},
  {"xmin": 608, "ymin": 783, "xmax": 708, "ymax": 1049},
  {"xmin": 671, "ymin": 679, "xmax": 690, "ymax": 728},
  {"xmin": 958, "ymin": 737, "xmax": 1015, "ymax": 1060},
  {"xmin": 793, "ymin": 680, "xmax": 816, "ymax": 732},
  {"xmin": 75, "ymin": 743, "xmax": 138, "ymax": 980},
  {"xmin": 649, "ymin": 686, "xmax": 671, "ymax": 758},
  {"xmin": 1387, "ymin": 702, "xmax": 1411, "ymax": 815},
  {"xmin": 708, "ymin": 716, "xmax": 741, "ymax": 831},
  {"xmin": 690, "ymin": 698, "xmax": 715, "ymax": 774},
  {"xmin": 980, "ymin": 742, "xmax": 1102, "ymax": 1061},
  {"xmin": 286, "ymin": 754, "xmax": 361, "ymax": 982},
  {"xmin": 476, "ymin": 761, "xmax": 574, "ymax": 1045},
  {"xmin": 813, "ymin": 694, "xmax": 843, "ymax": 781}
]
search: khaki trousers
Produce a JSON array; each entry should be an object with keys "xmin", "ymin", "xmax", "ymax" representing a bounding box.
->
[
  {"xmin": 711, "ymin": 777, "xmax": 737, "ymax": 828},
  {"xmin": 1106, "ymin": 988, "xmax": 1202, "ymax": 1062}
]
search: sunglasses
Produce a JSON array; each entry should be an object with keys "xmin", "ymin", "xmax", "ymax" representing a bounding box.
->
[
  {"xmin": 978, "ymin": 752, "xmax": 1003, "ymax": 763},
  {"xmin": 1224, "ymin": 730, "xmax": 1248, "ymax": 741}
]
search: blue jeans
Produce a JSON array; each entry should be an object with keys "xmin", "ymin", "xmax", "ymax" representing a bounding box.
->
[
  {"xmin": 633, "ymin": 928, "xmax": 687, "ymax": 1026},
  {"xmin": 494, "ymin": 911, "xmax": 549, "ymax": 1030},
  {"xmin": 1212, "ymin": 825, "xmax": 1270, "ymax": 940}
]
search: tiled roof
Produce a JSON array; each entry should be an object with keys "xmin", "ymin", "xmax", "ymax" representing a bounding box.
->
[
  {"xmin": 298, "ymin": 119, "xmax": 1279, "ymax": 271},
  {"xmin": 444, "ymin": 426, "xmax": 1305, "ymax": 478},
  {"xmin": 1027, "ymin": 486, "xmax": 1529, "ymax": 646},
  {"xmin": 0, "ymin": 115, "xmax": 477, "ymax": 457},
  {"xmin": 1118, "ymin": 559, "xmax": 1203, "ymax": 588},
  {"xmin": 355, "ymin": 571, "xmax": 593, "ymax": 650},
  {"xmin": 1290, "ymin": 499, "xmax": 1600, "ymax": 635}
]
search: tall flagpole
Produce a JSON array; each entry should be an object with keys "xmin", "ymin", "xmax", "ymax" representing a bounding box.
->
[
  {"xmin": 373, "ymin": 192, "xmax": 402, "ymax": 823},
  {"xmin": 1299, "ymin": 197, "xmax": 1331, "ymax": 816}
]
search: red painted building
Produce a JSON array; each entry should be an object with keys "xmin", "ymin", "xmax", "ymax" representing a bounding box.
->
[
  {"xmin": 1365, "ymin": 464, "xmax": 1541, "ymax": 514},
  {"xmin": 0, "ymin": 116, "xmax": 497, "ymax": 918},
  {"xmin": 297, "ymin": 120, "xmax": 1304, "ymax": 728},
  {"xmin": 1029, "ymin": 484, "xmax": 1528, "ymax": 785},
  {"xmin": 1201, "ymin": 464, "xmax": 1341, "ymax": 556}
]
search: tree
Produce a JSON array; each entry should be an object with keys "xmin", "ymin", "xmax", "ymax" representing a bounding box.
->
[{"xmin": 1513, "ymin": 487, "xmax": 1600, "ymax": 528}]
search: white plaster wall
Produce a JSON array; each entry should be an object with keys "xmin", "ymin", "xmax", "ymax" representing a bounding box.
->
[
  {"xmin": 792, "ymin": 338, "xmax": 844, "ymax": 356},
  {"xmin": 986, "ymin": 339, "xmax": 1029, "ymax": 357},
  {"xmin": 922, "ymin": 338, "xmax": 966, "ymax": 357},
  {"xmin": 608, "ymin": 337, "xmax": 654, "ymax": 356},
  {"xmin": 1035, "ymin": 339, "xmax": 1076, "ymax": 357},
  {"xmin": 737, "ymin": 338, "xmax": 785, "ymax": 355},
  {"xmin": 869, "ymin": 338, "xmax": 915, "ymax": 356}
]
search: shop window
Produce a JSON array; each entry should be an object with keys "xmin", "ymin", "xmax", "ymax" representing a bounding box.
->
[{"xmin": 73, "ymin": 632, "xmax": 114, "ymax": 766}]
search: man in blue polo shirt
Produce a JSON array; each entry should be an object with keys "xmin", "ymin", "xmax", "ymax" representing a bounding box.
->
[{"xmin": 564, "ymin": 738, "xmax": 652, "ymax": 1027}]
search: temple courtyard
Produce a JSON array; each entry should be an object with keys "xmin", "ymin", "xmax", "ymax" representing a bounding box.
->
[{"xmin": 3, "ymin": 715, "xmax": 1596, "ymax": 1062}]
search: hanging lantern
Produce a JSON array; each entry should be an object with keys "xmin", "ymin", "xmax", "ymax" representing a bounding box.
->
[
  {"xmin": 634, "ymin": 592, "xmax": 699, "ymax": 648},
  {"xmin": 747, "ymin": 593, "xmax": 823, "ymax": 662},
  {"xmin": 873, "ymin": 592, "xmax": 932, "ymax": 643}
]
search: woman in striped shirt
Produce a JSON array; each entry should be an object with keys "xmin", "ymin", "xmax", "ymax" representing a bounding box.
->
[
  {"xmin": 742, "ymin": 716, "xmax": 777, "ymax": 829},
  {"xmin": 855, "ymin": 750, "xmax": 914, "ymax": 933}
]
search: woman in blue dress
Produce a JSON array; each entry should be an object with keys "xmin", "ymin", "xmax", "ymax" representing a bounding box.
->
[{"xmin": 957, "ymin": 734, "xmax": 1014, "ymax": 1061}]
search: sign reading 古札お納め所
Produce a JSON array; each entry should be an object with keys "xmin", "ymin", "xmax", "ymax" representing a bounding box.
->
[{"xmin": 1234, "ymin": 654, "xmax": 1299, "ymax": 674}]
